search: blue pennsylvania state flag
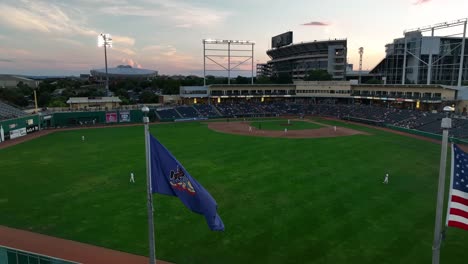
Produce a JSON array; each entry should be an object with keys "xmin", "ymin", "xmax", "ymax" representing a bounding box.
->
[{"xmin": 149, "ymin": 134, "xmax": 225, "ymax": 231}]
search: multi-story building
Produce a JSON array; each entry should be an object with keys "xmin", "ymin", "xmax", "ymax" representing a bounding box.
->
[
  {"xmin": 370, "ymin": 32, "xmax": 468, "ymax": 85},
  {"xmin": 256, "ymin": 63, "xmax": 272, "ymax": 78},
  {"xmin": 264, "ymin": 39, "xmax": 347, "ymax": 80}
]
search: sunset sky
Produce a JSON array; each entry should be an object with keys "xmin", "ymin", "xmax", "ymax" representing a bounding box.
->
[{"xmin": 1, "ymin": 0, "xmax": 468, "ymax": 76}]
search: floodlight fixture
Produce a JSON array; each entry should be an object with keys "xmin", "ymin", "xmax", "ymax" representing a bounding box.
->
[
  {"xmin": 98, "ymin": 33, "xmax": 113, "ymax": 48},
  {"xmin": 98, "ymin": 33, "xmax": 112, "ymax": 96},
  {"xmin": 203, "ymin": 39, "xmax": 255, "ymax": 45}
]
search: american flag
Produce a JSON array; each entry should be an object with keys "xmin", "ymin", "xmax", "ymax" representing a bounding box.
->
[{"xmin": 446, "ymin": 144, "xmax": 468, "ymax": 231}]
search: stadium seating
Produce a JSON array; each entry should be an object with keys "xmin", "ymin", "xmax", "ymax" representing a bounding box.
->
[
  {"xmin": 0, "ymin": 101, "xmax": 27, "ymax": 120},
  {"xmin": 175, "ymin": 106, "xmax": 199, "ymax": 118},
  {"xmin": 156, "ymin": 109, "xmax": 182, "ymax": 120},
  {"xmin": 152, "ymin": 102, "xmax": 468, "ymax": 138},
  {"xmin": 193, "ymin": 104, "xmax": 220, "ymax": 118}
]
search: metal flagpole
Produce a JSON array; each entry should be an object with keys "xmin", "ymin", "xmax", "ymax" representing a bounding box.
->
[
  {"xmin": 432, "ymin": 107, "xmax": 453, "ymax": 264},
  {"xmin": 143, "ymin": 106, "xmax": 156, "ymax": 264}
]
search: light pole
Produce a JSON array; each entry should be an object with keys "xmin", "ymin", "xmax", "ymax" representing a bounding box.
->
[
  {"xmin": 38, "ymin": 112, "xmax": 42, "ymax": 131},
  {"xmin": 98, "ymin": 33, "xmax": 113, "ymax": 96},
  {"xmin": 142, "ymin": 106, "xmax": 156, "ymax": 264},
  {"xmin": 33, "ymin": 88, "xmax": 38, "ymax": 113},
  {"xmin": 432, "ymin": 105, "xmax": 455, "ymax": 264}
]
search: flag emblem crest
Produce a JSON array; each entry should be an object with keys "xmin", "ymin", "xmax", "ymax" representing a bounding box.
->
[{"xmin": 170, "ymin": 166, "xmax": 196, "ymax": 195}]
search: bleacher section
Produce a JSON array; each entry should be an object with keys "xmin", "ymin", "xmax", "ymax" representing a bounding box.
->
[
  {"xmin": 193, "ymin": 104, "xmax": 220, "ymax": 118},
  {"xmin": 0, "ymin": 101, "xmax": 27, "ymax": 120},
  {"xmin": 175, "ymin": 106, "xmax": 199, "ymax": 118},
  {"xmin": 156, "ymin": 109, "xmax": 181, "ymax": 120},
  {"xmin": 154, "ymin": 103, "xmax": 468, "ymax": 138}
]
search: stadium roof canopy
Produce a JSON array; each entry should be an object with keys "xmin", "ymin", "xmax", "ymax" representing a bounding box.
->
[
  {"xmin": 90, "ymin": 65, "xmax": 158, "ymax": 78},
  {"xmin": 66, "ymin": 97, "xmax": 122, "ymax": 104}
]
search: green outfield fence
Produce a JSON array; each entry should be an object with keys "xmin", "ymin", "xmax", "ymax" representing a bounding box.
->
[
  {"xmin": 0, "ymin": 245, "xmax": 79, "ymax": 264},
  {"xmin": 0, "ymin": 116, "xmax": 39, "ymax": 136},
  {"xmin": 385, "ymin": 124, "xmax": 468, "ymax": 144},
  {"xmin": 340, "ymin": 116, "xmax": 468, "ymax": 144}
]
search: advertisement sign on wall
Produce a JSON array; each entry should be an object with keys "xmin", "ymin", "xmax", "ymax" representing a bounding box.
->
[
  {"xmin": 119, "ymin": 111, "xmax": 131, "ymax": 122},
  {"xmin": 26, "ymin": 125, "xmax": 39, "ymax": 134},
  {"xmin": 106, "ymin": 112, "xmax": 118, "ymax": 123},
  {"xmin": 10, "ymin": 127, "xmax": 27, "ymax": 139}
]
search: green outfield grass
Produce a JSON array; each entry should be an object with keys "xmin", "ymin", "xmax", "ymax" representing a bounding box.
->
[
  {"xmin": 0, "ymin": 119, "xmax": 465, "ymax": 264},
  {"xmin": 249, "ymin": 120, "xmax": 323, "ymax": 130}
]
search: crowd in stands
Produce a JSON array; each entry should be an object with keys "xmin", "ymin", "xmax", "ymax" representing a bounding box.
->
[
  {"xmin": 193, "ymin": 104, "xmax": 220, "ymax": 118},
  {"xmin": 156, "ymin": 108, "xmax": 181, "ymax": 120},
  {"xmin": 153, "ymin": 102, "xmax": 468, "ymax": 139}
]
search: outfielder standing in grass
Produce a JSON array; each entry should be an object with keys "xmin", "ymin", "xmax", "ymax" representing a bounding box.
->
[{"xmin": 383, "ymin": 172, "xmax": 389, "ymax": 184}]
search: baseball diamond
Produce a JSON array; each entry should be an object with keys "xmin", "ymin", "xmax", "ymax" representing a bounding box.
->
[{"xmin": 1, "ymin": 117, "xmax": 468, "ymax": 263}]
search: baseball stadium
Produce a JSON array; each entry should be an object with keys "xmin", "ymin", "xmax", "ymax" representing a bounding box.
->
[{"xmin": 3, "ymin": 20, "xmax": 468, "ymax": 264}]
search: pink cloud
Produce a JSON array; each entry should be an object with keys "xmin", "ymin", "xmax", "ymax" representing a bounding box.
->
[
  {"xmin": 301, "ymin": 21, "xmax": 329, "ymax": 26},
  {"xmin": 120, "ymin": 58, "xmax": 142, "ymax": 68},
  {"xmin": 413, "ymin": 0, "xmax": 431, "ymax": 5}
]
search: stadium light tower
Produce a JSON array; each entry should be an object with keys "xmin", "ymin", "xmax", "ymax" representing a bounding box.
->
[
  {"xmin": 98, "ymin": 33, "xmax": 113, "ymax": 96},
  {"xmin": 358, "ymin": 47, "xmax": 364, "ymax": 84},
  {"xmin": 203, "ymin": 39, "xmax": 255, "ymax": 86}
]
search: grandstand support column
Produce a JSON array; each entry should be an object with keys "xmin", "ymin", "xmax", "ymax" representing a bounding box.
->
[
  {"xmin": 427, "ymin": 28, "xmax": 435, "ymax": 85},
  {"xmin": 142, "ymin": 106, "xmax": 157, "ymax": 264},
  {"xmin": 457, "ymin": 20, "xmax": 467, "ymax": 87},
  {"xmin": 402, "ymin": 36, "xmax": 407, "ymax": 85},
  {"xmin": 431, "ymin": 112, "xmax": 452, "ymax": 264}
]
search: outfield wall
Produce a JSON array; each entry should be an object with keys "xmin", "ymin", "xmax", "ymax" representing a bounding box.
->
[
  {"xmin": 0, "ymin": 115, "xmax": 40, "ymax": 142},
  {"xmin": 52, "ymin": 110, "xmax": 145, "ymax": 127},
  {"xmin": 385, "ymin": 124, "xmax": 468, "ymax": 144}
]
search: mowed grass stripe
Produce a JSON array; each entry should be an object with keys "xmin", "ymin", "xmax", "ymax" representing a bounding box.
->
[{"xmin": 0, "ymin": 120, "xmax": 465, "ymax": 263}]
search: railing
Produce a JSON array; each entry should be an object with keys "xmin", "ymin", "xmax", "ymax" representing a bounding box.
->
[
  {"xmin": 0, "ymin": 245, "xmax": 80, "ymax": 264},
  {"xmin": 351, "ymin": 94, "xmax": 442, "ymax": 100}
]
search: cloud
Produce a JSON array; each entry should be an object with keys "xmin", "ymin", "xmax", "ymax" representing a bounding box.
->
[
  {"xmin": 54, "ymin": 38, "xmax": 84, "ymax": 47},
  {"xmin": 99, "ymin": 0, "xmax": 230, "ymax": 28},
  {"xmin": 112, "ymin": 47, "xmax": 137, "ymax": 56},
  {"xmin": 120, "ymin": 58, "xmax": 142, "ymax": 68},
  {"xmin": 0, "ymin": 47, "xmax": 31, "ymax": 57},
  {"xmin": 0, "ymin": 1, "xmax": 97, "ymax": 36},
  {"xmin": 0, "ymin": 1, "xmax": 134, "ymax": 45},
  {"xmin": 142, "ymin": 45, "xmax": 177, "ymax": 56},
  {"xmin": 301, "ymin": 21, "xmax": 330, "ymax": 26},
  {"xmin": 413, "ymin": 0, "xmax": 431, "ymax": 4},
  {"xmin": 112, "ymin": 35, "xmax": 136, "ymax": 46},
  {"xmin": 141, "ymin": 44, "xmax": 198, "ymax": 72},
  {"xmin": 0, "ymin": 59, "xmax": 13, "ymax": 63}
]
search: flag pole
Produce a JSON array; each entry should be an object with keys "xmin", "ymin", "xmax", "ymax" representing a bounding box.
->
[
  {"xmin": 143, "ymin": 106, "xmax": 157, "ymax": 264},
  {"xmin": 432, "ymin": 108, "xmax": 453, "ymax": 264}
]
